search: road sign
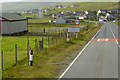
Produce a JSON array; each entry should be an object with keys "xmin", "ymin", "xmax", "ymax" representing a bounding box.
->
[
  {"xmin": 74, "ymin": 19, "xmax": 80, "ymax": 25},
  {"xmin": 68, "ymin": 28, "xmax": 80, "ymax": 32}
]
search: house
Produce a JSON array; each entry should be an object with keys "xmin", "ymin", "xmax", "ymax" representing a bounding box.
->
[
  {"xmin": 98, "ymin": 10, "xmax": 108, "ymax": 14},
  {"xmin": 52, "ymin": 13, "xmax": 56, "ymax": 18},
  {"xmin": 70, "ymin": 4, "xmax": 78, "ymax": 7},
  {"xmin": 38, "ymin": 12, "xmax": 44, "ymax": 18},
  {"xmin": 45, "ymin": 9, "xmax": 49, "ymax": 13},
  {"xmin": 79, "ymin": 14, "xmax": 87, "ymax": 19},
  {"xmin": 56, "ymin": 5, "xmax": 63, "ymax": 8},
  {"xmin": 99, "ymin": 16, "xmax": 107, "ymax": 21},
  {"xmin": 0, "ymin": 13, "xmax": 28, "ymax": 35},
  {"xmin": 99, "ymin": 18, "xmax": 104, "ymax": 22},
  {"xmin": 106, "ymin": 12, "xmax": 111, "ymax": 16},
  {"xmin": 107, "ymin": 15, "xmax": 115, "ymax": 21},
  {"xmin": 108, "ymin": 9, "xmax": 118, "ymax": 14},
  {"xmin": 56, "ymin": 16, "xmax": 69, "ymax": 23},
  {"xmin": 73, "ymin": 11, "xmax": 85, "ymax": 15},
  {"xmin": 85, "ymin": 10, "xmax": 91, "ymax": 15},
  {"xmin": 55, "ymin": 14, "xmax": 61, "ymax": 18},
  {"xmin": 65, "ymin": 15, "xmax": 76, "ymax": 19},
  {"xmin": 97, "ymin": 10, "xmax": 108, "ymax": 16},
  {"xmin": 61, "ymin": 10, "xmax": 71, "ymax": 15},
  {"xmin": 108, "ymin": 10, "xmax": 118, "ymax": 19}
]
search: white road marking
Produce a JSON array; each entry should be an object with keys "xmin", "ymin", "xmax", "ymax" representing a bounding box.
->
[
  {"xmin": 106, "ymin": 39, "xmax": 109, "ymax": 41},
  {"xmin": 97, "ymin": 38, "xmax": 109, "ymax": 42},
  {"xmin": 97, "ymin": 39, "xmax": 100, "ymax": 41},
  {"xmin": 109, "ymin": 26, "xmax": 118, "ymax": 44},
  {"xmin": 58, "ymin": 23, "xmax": 104, "ymax": 80},
  {"xmin": 116, "ymin": 40, "xmax": 118, "ymax": 44}
]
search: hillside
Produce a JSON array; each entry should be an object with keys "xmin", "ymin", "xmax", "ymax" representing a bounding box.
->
[
  {"xmin": 2, "ymin": 2, "xmax": 119, "ymax": 13},
  {"xmin": 2, "ymin": 2, "xmax": 69, "ymax": 13},
  {"xmin": 48, "ymin": 2, "xmax": 118, "ymax": 14}
]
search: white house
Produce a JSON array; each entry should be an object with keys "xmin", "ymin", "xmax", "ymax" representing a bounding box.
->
[
  {"xmin": 97, "ymin": 10, "xmax": 108, "ymax": 16},
  {"xmin": 0, "ymin": 13, "xmax": 28, "ymax": 35},
  {"xmin": 52, "ymin": 13, "xmax": 56, "ymax": 18},
  {"xmin": 79, "ymin": 14, "xmax": 87, "ymax": 19},
  {"xmin": 98, "ymin": 10, "xmax": 107, "ymax": 14},
  {"xmin": 99, "ymin": 18, "xmax": 104, "ymax": 22},
  {"xmin": 106, "ymin": 12, "xmax": 110, "ymax": 16},
  {"xmin": 85, "ymin": 10, "xmax": 91, "ymax": 15}
]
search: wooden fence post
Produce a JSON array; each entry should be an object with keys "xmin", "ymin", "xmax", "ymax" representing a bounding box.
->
[
  {"xmin": 39, "ymin": 40, "xmax": 43, "ymax": 50},
  {"xmin": 27, "ymin": 32, "xmax": 29, "ymax": 58},
  {"xmin": 49, "ymin": 29, "xmax": 50, "ymax": 35},
  {"xmin": 48, "ymin": 37, "xmax": 50, "ymax": 48},
  {"xmin": 27, "ymin": 41, "xmax": 29, "ymax": 58},
  {"xmin": 35, "ymin": 39, "xmax": 38, "ymax": 53},
  {"xmin": 67, "ymin": 32, "xmax": 69, "ymax": 42},
  {"xmin": 31, "ymin": 26, "xmax": 32, "ymax": 32},
  {"xmin": 52, "ymin": 29, "xmax": 54, "ymax": 43},
  {"xmin": 55, "ymin": 29, "xmax": 57, "ymax": 45},
  {"xmin": 44, "ymin": 28, "xmax": 45, "ymax": 33},
  {"xmin": 42, "ymin": 34, "xmax": 43, "ymax": 43},
  {"xmin": 15, "ymin": 44, "xmax": 17, "ymax": 64},
  {"xmin": 52, "ymin": 36, "xmax": 54, "ymax": 42},
  {"xmin": 59, "ymin": 29, "xmax": 60, "ymax": 38},
  {"xmin": 63, "ymin": 28, "xmax": 64, "ymax": 38},
  {"xmin": 1, "ymin": 50, "xmax": 3, "ymax": 70},
  {"xmin": 70, "ymin": 33, "xmax": 71, "ymax": 38}
]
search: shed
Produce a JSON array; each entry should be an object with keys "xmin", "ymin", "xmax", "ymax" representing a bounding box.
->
[
  {"xmin": 0, "ymin": 13, "xmax": 28, "ymax": 35},
  {"xmin": 56, "ymin": 16, "xmax": 68, "ymax": 23}
]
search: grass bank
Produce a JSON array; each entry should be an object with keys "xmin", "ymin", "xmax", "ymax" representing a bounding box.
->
[{"xmin": 2, "ymin": 22, "xmax": 103, "ymax": 78}]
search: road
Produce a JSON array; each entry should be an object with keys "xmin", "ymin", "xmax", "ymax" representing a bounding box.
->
[{"xmin": 59, "ymin": 22, "xmax": 119, "ymax": 79}]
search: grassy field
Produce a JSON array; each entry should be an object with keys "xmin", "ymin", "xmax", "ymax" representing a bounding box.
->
[
  {"xmin": 28, "ymin": 22, "xmax": 88, "ymax": 29},
  {"xmin": 2, "ymin": 36, "xmax": 55, "ymax": 70},
  {"xmin": 21, "ymin": 12, "xmax": 38, "ymax": 18},
  {"xmin": 2, "ymin": 22, "xmax": 103, "ymax": 78},
  {"xmin": 2, "ymin": 22, "xmax": 89, "ymax": 70},
  {"xmin": 28, "ymin": 18, "xmax": 55, "ymax": 23}
]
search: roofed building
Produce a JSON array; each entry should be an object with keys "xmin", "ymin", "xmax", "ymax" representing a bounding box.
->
[
  {"xmin": 0, "ymin": 13, "xmax": 28, "ymax": 35},
  {"xmin": 56, "ymin": 16, "xmax": 69, "ymax": 23}
]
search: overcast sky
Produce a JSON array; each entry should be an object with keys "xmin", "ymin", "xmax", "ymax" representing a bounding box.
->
[
  {"xmin": 1, "ymin": 0, "xmax": 22, "ymax": 3},
  {"xmin": 1, "ymin": 0, "xmax": 119, "ymax": 3},
  {"xmin": 1, "ymin": 0, "xmax": 88, "ymax": 3}
]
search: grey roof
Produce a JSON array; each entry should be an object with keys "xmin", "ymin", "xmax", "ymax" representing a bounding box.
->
[
  {"xmin": 0, "ymin": 13, "xmax": 27, "ymax": 20},
  {"xmin": 60, "ymin": 16, "xmax": 68, "ymax": 21}
]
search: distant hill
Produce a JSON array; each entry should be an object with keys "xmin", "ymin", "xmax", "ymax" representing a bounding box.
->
[
  {"xmin": 2, "ymin": 2, "xmax": 68, "ymax": 13},
  {"xmin": 2, "ymin": 2, "xmax": 119, "ymax": 13},
  {"xmin": 48, "ymin": 2, "xmax": 118, "ymax": 14},
  {"xmin": 66, "ymin": 2, "xmax": 118, "ymax": 11}
]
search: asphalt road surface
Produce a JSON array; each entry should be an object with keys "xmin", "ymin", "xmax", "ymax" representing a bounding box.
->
[{"xmin": 59, "ymin": 22, "xmax": 119, "ymax": 79}]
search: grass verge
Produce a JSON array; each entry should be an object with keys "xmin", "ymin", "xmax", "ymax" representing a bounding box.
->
[{"xmin": 2, "ymin": 22, "xmax": 103, "ymax": 78}]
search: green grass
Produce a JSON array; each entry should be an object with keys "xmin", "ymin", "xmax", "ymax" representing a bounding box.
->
[
  {"xmin": 2, "ymin": 36, "xmax": 55, "ymax": 70},
  {"xmin": 48, "ymin": 2, "xmax": 118, "ymax": 14},
  {"xmin": 2, "ymin": 22, "xmax": 103, "ymax": 78},
  {"xmin": 2, "ymin": 22, "xmax": 94, "ymax": 70},
  {"xmin": 28, "ymin": 18, "xmax": 54, "ymax": 23},
  {"xmin": 21, "ymin": 12, "xmax": 38, "ymax": 18},
  {"xmin": 28, "ymin": 22, "xmax": 88, "ymax": 29}
]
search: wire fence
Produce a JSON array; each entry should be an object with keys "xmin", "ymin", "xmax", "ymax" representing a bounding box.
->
[{"xmin": 1, "ymin": 24, "xmax": 89, "ymax": 70}]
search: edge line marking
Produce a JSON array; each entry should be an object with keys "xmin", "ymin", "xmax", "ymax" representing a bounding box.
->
[
  {"xmin": 58, "ymin": 23, "xmax": 104, "ymax": 80},
  {"xmin": 109, "ymin": 26, "xmax": 118, "ymax": 44}
]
